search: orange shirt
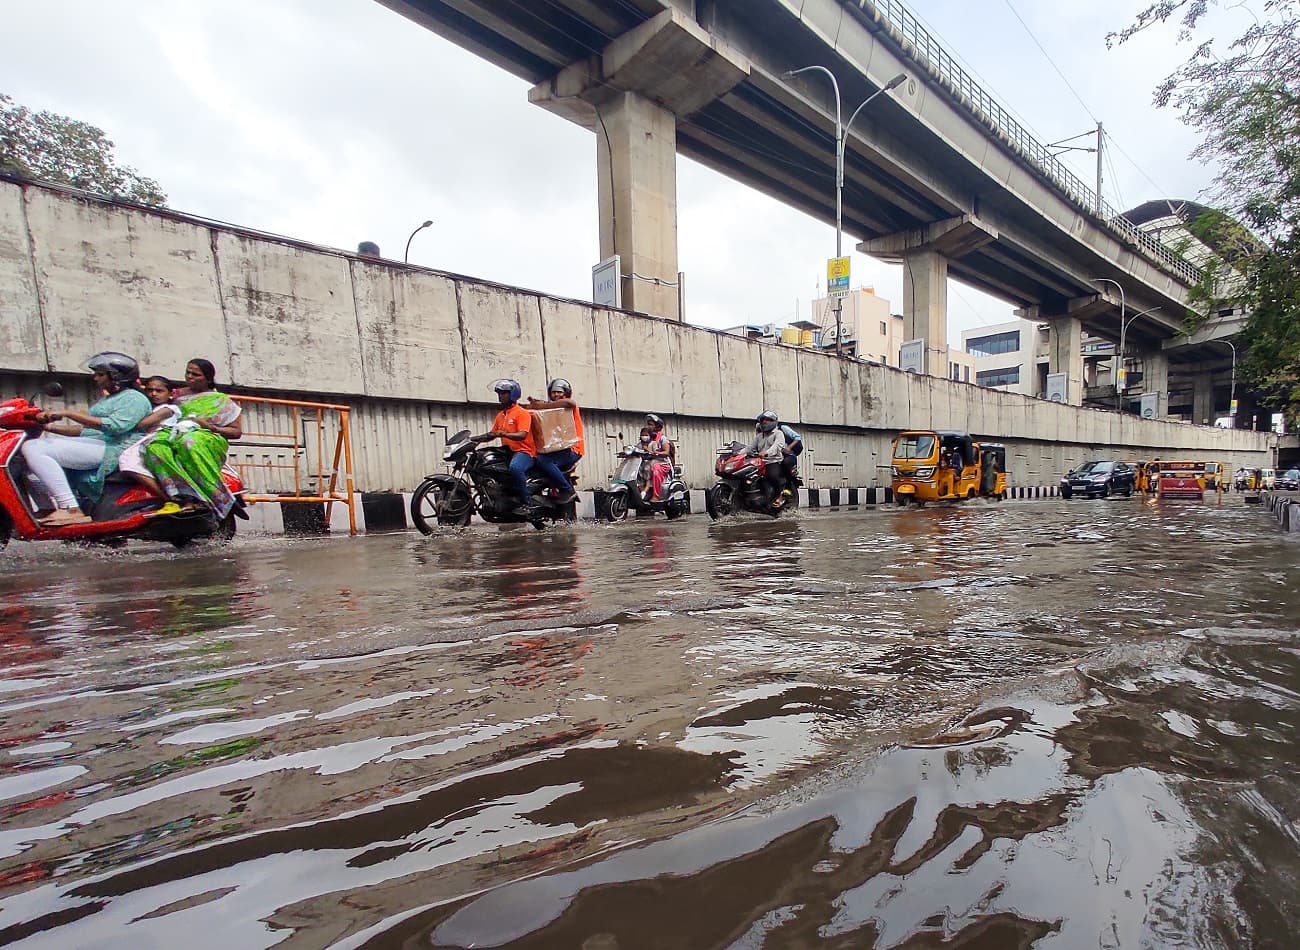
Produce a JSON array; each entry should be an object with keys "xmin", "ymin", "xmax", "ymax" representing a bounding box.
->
[
  {"xmin": 571, "ymin": 406, "xmax": 585, "ymax": 457},
  {"xmin": 492, "ymin": 403, "xmax": 536, "ymax": 456}
]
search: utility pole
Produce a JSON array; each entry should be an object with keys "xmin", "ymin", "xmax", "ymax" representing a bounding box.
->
[{"xmin": 1095, "ymin": 123, "xmax": 1104, "ymax": 216}]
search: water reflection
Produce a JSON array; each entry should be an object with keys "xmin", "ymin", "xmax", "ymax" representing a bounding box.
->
[{"xmin": 0, "ymin": 499, "xmax": 1295, "ymax": 948}]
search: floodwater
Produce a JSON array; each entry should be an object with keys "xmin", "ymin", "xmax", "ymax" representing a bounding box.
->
[{"xmin": 0, "ymin": 497, "xmax": 1297, "ymax": 949}]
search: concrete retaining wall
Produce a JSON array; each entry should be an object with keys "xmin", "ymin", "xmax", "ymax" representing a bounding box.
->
[{"xmin": 0, "ymin": 176, "xmax": 1275, "ymax": 496}]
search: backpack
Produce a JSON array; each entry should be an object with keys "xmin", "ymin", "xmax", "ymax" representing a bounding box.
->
[{"xmin": 779, "ymin": 424, "xmax": 803, "ymax": 455}]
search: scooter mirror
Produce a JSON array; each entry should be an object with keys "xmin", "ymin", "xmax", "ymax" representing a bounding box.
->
[
  {"xmin": 41, "ymin": 380, "xmax": 64, "ymax": 398},
  {"xmin": 447, "ymin": 428, "xmax": 470, "ymax": 445}
]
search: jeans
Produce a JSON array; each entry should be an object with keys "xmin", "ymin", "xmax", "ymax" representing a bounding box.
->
[
  {"xmin": 534, "ymin": 448, "xmax": 580, "ymax": 494},
  {"xmin": 508, "ymin": 451, "xmax": 535, "ymax": 506},
  {"xmin": 21, "ymin": 433, "xmax": 105, "ymax": 509}
]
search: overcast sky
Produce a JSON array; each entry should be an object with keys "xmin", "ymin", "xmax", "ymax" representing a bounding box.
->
[{"xmin": 3, "ymin": 0, "xmax": 1251, "ymax": 346}]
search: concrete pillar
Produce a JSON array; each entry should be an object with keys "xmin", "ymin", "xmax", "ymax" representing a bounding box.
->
[
  {"xmin": 595, "ymin": 91, "xmax": 679, "ymax": 320},
  {"xmin": 1142, "ymin": 348, "xmax": 1169, "ymax": 420},
  {"xmin": 901, "ymin": 248, "xmax": 947, "ymax": 374},
  {"xmin": 528, "ymin": 8, "xmax": 749, "ymax": 322},
  {"xmin": 1046, "ymin": 315, "xmax": 1083, "ymax": 406},
  {"xmin": 861, "ymin": 215, "xmax": 995, "ymax": 378},
  {"xmin": 1193, "ymin": 373, "xmax": 1216, "ymax": 426}
]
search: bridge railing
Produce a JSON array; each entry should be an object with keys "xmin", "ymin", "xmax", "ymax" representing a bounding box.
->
[{"xmin": 854, "ymin": 0, "xmax": 1203, "ymax": 286}]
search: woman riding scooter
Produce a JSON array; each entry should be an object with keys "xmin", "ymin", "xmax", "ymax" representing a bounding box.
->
[{"xmin": 23, "ymin": 351, "xmax": 150, "ymax": 526}]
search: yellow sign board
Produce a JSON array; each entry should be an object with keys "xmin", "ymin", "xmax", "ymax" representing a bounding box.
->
[{"xmin": 827, "ymin": 256, "xmax": 850, "ymax": 297}]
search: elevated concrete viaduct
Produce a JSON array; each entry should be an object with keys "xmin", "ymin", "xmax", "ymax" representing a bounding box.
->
[{"xmin": 379, "ymin": 0, "xmax": 1228, "ymax": 416}]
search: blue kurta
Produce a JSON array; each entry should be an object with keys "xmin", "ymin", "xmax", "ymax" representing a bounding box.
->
[{"xmin": 69, "ymin": 388, "xmax": 150, "ymax": 506}]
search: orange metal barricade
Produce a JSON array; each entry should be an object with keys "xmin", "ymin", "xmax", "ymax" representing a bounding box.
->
[{"xmin": 228, "ymin": 395, "xmax": 357, "ymax": 535}]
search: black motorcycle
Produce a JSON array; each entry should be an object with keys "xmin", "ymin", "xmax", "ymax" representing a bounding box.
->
[{"xmin": 410, "ymin": 429, "xmax": 577, "ymax": 533}]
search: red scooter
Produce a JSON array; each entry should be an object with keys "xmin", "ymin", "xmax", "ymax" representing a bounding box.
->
[
  {"xmin": 0, "ymin": 394, "xmax": 246, "ymax": 549},
  {"xmin": 704, "ymin": 440, "xmax": 800, "ymax": 519}
]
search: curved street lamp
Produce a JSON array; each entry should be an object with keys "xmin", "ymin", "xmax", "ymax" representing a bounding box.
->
[
  {"xmin": 1091, "ymin": 278, "xmax": 1126, "ymax": 408},
  {"xmin": 783, "ymin": 67, "xmax": 907, "ymax": 355},
  {"xmin": 404, "ymin": 219, "xmax": 434, "ymax": 263}
]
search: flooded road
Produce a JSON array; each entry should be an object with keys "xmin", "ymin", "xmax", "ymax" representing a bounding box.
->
[{"xmin": 1, "ymin": 498, "xmax": 1297, "ymax": 949}]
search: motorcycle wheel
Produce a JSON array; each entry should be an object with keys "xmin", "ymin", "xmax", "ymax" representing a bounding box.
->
[
  {"xmin": 605, "ymin": 492, "xmax": 629, "ymax": 522},
  {"xmin": 0, "ymin": 510, "xmax": 10, "ymax": 549},
  {"xmin": 664, "ymin": 499, "xmax": 685, "ymax": 520},
  {"xmin": 411, "ymin": 480, "xmax": 473, "ymax": 535},
  {"xmin": 705, "ymin": 484, "xmax": 736, "ymax": 520}
]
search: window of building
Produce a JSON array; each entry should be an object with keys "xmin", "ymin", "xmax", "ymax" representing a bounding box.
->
[
  {"xmin": 879, "ymin": 321, "xmax": 887, "ymax": 336},
  {"xmin": 950, "ymin": 363, "xmax": 961, "ymax": 380},
  {"xmin": 966, "ymin": 330, "xmax": 1021, "ymax": 356},
  {"xmin": 963, "ymin": 365, "xmax": 970, "ymax": 383},
  {"xmin": 977, "ymin": 367, "xmax": 1020, "ymax": 387}
]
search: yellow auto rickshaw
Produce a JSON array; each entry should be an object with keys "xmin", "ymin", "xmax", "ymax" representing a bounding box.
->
[{"xmin": 892, "ymin": 430, "xmax": 1002, "ymax": 505}]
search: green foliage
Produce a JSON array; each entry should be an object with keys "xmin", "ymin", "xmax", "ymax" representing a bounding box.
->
[
  {"xmin": 1112, "ymin": 1, "xmax": 1299, "ymax": 421},
  {"xmin": 0, "ymin": 93, "xmax": 166, "ymax": 206}
]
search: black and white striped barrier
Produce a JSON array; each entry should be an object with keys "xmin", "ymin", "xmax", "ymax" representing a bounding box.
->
[
  {"xmin": 239, "ymin": 484, "xmax": 1067, "ymax": 535},
  {"xmin": 1260, "ymin": 492, "xmax": 1300, "ymax": 532}
]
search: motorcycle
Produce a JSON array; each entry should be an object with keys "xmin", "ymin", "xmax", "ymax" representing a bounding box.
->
[
  {"xmin": 0, "ymin": 392, "xmax": 246, "ymax": 550},
  {"xmin": 599, "ymin": 445, "xmax": 688, "ymax": 521},
  {"xmin": 704, "ymin": 441, "xmax": 800, "ymax": 519},
  {"xmin": 410, "ymin": 428, "xmax": 577, "ymax": 533}
]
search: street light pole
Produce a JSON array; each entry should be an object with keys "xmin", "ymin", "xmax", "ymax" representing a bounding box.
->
[
  {"xmin": 403, "ymin": 219, "xmax": 433, "ymax": 263},
  {"xmin": 1091, "ymin": 278, "xmax": 1126, "ymax": 409},
  {"xmin": 783, "ymin": 67, "xmax": 906, "ymax": 356}
]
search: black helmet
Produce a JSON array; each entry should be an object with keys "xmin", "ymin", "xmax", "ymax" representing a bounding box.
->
[
  {"xmin": 756, "ymin": 409, "xmax": 778, "ymax": 433},
  {"xmin": 87, "ymin": 351, "xmax": 140, "ymax": 388},
  {"xmin": 645, "ymin": 413, "xmax": 664, "ymax": 431},
  {"xmin": 491, "ymin": 378, "xmax": 521, "ymax": 402},
  {"xmin": 547, "ymin": 378, "xmax": 572, "ymax": 397}
]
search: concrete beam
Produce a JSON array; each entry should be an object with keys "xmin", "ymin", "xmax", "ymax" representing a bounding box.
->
[
  {"xmin": 859, "ymin": 214, "xmax": 997, "ymax": 262},
  {"xmin": 528, "ymin": 8, "xmax": 751, "ymax": 131},
  {"xmin": 1162, "ymin": 313, "xmax": 1247, "ymax": 350}
]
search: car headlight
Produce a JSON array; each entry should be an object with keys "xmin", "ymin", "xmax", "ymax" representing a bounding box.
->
[{"xmin": 915, "ymin": 466, "xmax": 935, "ymax": 478}]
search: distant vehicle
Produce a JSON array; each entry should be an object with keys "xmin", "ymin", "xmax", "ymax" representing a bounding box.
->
[
  {"xmin": 1059, "ymin": 460, "xmax": 1136, "ymax": 499},
  {"xmin": 1155, "ymin": 461, "xmax": 1208, "ymax": 499},
  {"xmin": 1276, "ymin": 469, "xmax": 1300, "ymax": 491},
  {"xmin": 1260, "ymin": 468, "xmax": 1277, "ymax": 490}
]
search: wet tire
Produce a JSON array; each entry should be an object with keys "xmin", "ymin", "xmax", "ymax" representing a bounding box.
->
[
  {"xmin": 605, "ymin": 492, "xmax": 629, "ymax": 522},
  {"xmin": 0, "ymin": 510, "xmax": 10, "ymax": 549},
  {"xmin": 705, "ymin": 484, "xmax": 736, "ymax": 520},
  {"xmin": 664, "ymin": 500, "xmax": 686, "ymax": 520},
  {"xmin": 1060, "ymin": 487, "xmax": 1072, "ymax": 499},
  {"xmin": 213, "ymin": 513, "xmax": 236, "ymax": 544},
  {"xmin": 411, "ymin": 480, "xmax": 473, "ymax": 534},
  {"xmin": 1101, "ymin": 483, "xmax": 1111, "ymax": 498}
]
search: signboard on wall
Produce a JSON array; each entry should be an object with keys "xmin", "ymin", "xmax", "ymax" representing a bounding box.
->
[
  {"xmin": 592, "ymin": 256, "xmax": 621, "ymax": 308},
  {"xmin": 899, "ymin": 339, "xmax": 925, "ymax": 374},
  {"xmin": 1045, "ymin": 372, "xmax": 1068, "ymax": 403},
  {"xmin": 1140, "ymin": 392, "xmax": 1159, "ymax": 419}
]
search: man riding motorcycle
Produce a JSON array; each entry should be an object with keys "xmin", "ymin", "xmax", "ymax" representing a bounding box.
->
[
  {"xmin": 472, "ymin": 379, "xmax": 536, "ymax": 516},
  {"xmin": 744, "ymin": 410, "xmax": 790, "ymax": 507}
]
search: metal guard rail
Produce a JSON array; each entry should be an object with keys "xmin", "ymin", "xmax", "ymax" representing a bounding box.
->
[
  {"xmin": 852, "ymin": 0, "xmax": 1203, "ymax": 286},
  {"xmin": 230, "ymin": 394, "xmax": 357, "ymax": 536}
]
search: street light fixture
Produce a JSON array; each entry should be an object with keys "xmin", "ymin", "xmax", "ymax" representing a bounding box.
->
[
  {"xmin": 403, "ymin": 219, "xmax": 434, "ymax": 263},
  {"xmin": 783, "ymin": 67, "xmax": 908, "ymax": 355}
]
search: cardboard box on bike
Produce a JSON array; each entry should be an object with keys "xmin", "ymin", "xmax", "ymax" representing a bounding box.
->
[{"xmin": 531, "ymin": 408, "xmax": 579, "ymax": 454}]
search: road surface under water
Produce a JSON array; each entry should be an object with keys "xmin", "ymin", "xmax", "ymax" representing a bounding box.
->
[{"xmin": 0, "ymin": 497, "xmax": 1297, "ymax": 949}]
